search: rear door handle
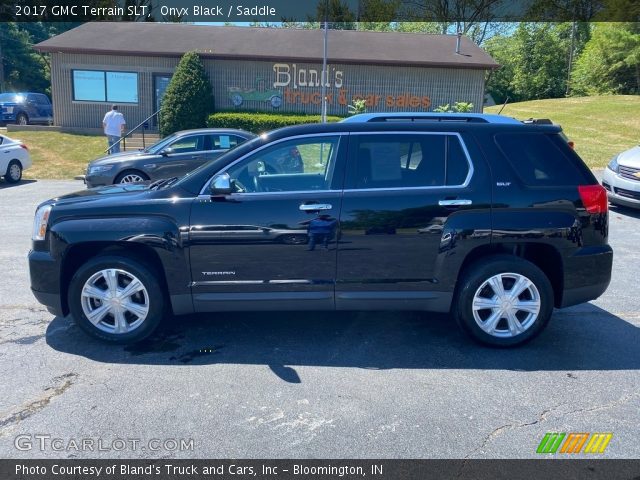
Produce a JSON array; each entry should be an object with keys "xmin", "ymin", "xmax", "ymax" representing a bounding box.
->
[
  {"xmin": 438, "ymin": 199, "xmax": 472, "ymax": 206},
  {"xmin": 300, "ymin": 203, "xmax": 332, "ymax": 211}
]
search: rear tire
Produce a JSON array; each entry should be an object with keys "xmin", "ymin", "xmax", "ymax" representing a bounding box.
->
[
  {"xmin": 5, "ymin": 160, "xmax": 22, "ymax": 183},
  {"xmin": 68, "ymin": 255, "xmax": 164, "ymax": 344},
  {"xmin": 453, "ymin": 255, "xmax": 554, "ymax": 347}
]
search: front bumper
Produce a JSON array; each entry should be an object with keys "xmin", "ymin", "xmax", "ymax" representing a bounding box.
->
[
  {"xmin": 84, "ymin": 173, "xmax": 112, "ymax": 188},
  {"xmin": 28, "ymin": 249, "xmax": 65, "ymax": 317},
  {"xmin": 602, "ymin": 167, "xmax": 640, "ymax": 208}
]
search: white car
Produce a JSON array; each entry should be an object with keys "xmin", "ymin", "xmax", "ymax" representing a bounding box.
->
[
  {"xmin": 0, "ymin": 134, "xmax": 32, "ymax": 183},
  {"xmin": 602, "ymin": 145, "xmax": 640, "ymax": 209}
]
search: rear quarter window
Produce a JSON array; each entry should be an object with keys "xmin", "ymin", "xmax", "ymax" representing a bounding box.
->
[{"xmin": 495, "ymin": 132, "xmax": 588, "ymax": 186}]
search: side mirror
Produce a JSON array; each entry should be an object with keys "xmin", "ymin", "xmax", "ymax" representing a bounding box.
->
[
  {"xmin": 209, "ymin": 173, "xmax": 233, "ymax": 195},
  {"xmin": 160, "ymin": 147, "xmax": 174, "ymax": 157}
]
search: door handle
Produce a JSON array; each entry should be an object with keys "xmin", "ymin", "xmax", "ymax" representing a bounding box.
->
[
  {"xmin": 300, "ymin": 203, "xmax": 332, "ymax": 211},
  {"xmin": 438, "ymin": 199, "xmax": 472, "ymax": 206}
]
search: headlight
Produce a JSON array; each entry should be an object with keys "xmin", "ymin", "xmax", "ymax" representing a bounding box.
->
[
  {"xmin": 87, "ymin": 164, "xmax": 114, "ymax": 175},
  {"xmin": 32, "ymin": 205, "xmax": 52, "ymax": 241},
  {"xmin": 5, "ymin": 106, "xmax": 14, "ymax": 114},
  {"xmin": 607, "ymin": 156, "xmax": 619, "ymax": 173}
]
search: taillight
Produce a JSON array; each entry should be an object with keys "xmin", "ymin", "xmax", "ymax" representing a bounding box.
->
[
  {"xmin": 20, "ymin": 144, "xmax": 28, "ymax": 150},
  {"xmin": 578, "ymin": 185, "xmax": 608, "ymax": 214},
  {"xmin": 567, "ymin": 140, "xmax": 575, "ymax": 149}
]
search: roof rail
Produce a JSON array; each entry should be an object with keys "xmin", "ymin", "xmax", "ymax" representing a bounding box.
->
[{"xmin": 341, "ymin": 112, "xmax": 521, "ymax": 125}]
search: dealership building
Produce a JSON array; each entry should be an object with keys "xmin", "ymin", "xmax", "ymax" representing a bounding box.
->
[{"xmin": 35, "ymin": 22, "xmax": 498, "ymax": 130}]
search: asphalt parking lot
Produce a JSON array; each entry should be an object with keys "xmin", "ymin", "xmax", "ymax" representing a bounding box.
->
[{"xmin": 0, "ymin": 178, "xmax": 638, "ymax": 459}]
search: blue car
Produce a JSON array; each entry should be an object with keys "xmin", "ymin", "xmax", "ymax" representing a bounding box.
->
[{"xmin": 0, "ymin": 92, "xmax": 53, "ymax": 125}]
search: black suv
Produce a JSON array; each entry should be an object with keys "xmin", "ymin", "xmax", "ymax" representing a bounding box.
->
[{"xmin": 29, "ymin": 115, "xmax": 612, "ymax": 347}]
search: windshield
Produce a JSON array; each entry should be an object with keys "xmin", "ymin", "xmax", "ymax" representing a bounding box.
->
[
  {"xmin": 144, "ymin": 133, "xmax": 179, "ymax": 154},
  {"xmin": 0, "ymin": 93, "xmax": 24, "ymax": 103}
]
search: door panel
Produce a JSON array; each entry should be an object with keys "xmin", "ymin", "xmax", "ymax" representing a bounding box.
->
[
  {"xmin": 336, "ymin": 132, "xmax": 491, "ymax": 310},
  {"xmin": 188, "ymin": 134, "xmax": 346, "ymax": 311}
]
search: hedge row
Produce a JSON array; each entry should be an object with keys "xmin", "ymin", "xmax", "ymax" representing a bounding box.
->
[{"xmin": 206, "ymin": 112, "xmax": 343, "ymax": 134}]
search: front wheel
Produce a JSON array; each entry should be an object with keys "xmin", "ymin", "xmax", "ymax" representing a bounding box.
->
[
  {"xmin": 453, "ymin": 255, "xmax": 554, "ymax": 347},
  {"xmin": 115, "ymin": 170, "xmax": 149, "ymax": 184},
  {"xmin": 68, "ymin": 256, "xmax": 165, "ymax": 343},
  {"xmin": 16, "ymin": 113, "xmax": 28, "ymax": 125}
]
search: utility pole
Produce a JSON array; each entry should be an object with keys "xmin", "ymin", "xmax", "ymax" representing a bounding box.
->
[
  {"xmin": 566, "ymin": 21, "xmax": 577, "ymax": 96},
  {"xmin": 320, "ymin": 0, "xmax": 328, "ymax": 123},
  {"xmin": 320, "ymin": 20, "xmax": 328, "ymax": 123},
  {"xmin": 0, "ymin": 36, "xmax": 5, "ymax": 92}
]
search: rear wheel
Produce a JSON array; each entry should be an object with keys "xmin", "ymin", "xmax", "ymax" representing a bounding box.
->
[
  {"xmin": 453, "ymin": 255, "xmax": 554, "ymax": 347},
  {"xmin": 115, "ymin": 170, "xmax": 149, "ymax": 184},
  {"xmin": 68, "ymin": 255, "xmax": 164, "ymax": 343},
  {"xmin": 5, "ymin": 160, "xmax": 22, "ymax": 183}
]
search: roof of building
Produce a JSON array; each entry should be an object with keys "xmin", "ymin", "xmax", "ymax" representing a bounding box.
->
[{"xmin": 35, "ymin": 22, "xmax": 499, "ymax": 69}]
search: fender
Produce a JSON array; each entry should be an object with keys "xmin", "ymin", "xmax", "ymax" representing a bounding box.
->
[
  {"xmin": 49, "ymin": 215, "xmax": 193, "ymax": 315},
  {"xmin": 432, "ymin": 209, "xmax": 492, "ymax": 293}
]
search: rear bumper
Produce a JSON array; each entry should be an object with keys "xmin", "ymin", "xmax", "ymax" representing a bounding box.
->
[{"xmin": 560, "ymin": 245, "xmax": 613, "ymax": 308}]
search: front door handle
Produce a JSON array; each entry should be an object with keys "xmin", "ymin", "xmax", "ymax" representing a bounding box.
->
[
  {"xmin": 300, "ymin": 203, "xmax": 332, "ymax": 211},
  {"xmin": 438, "ymin": 199, "xmax": 472, "ymax": 206}
]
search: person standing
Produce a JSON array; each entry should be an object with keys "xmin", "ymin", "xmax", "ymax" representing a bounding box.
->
[{"xmin": 102, "ymin": 105, "xmax": 126, "ymax": 154}]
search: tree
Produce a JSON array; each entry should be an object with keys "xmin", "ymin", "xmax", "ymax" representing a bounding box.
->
[
  {"xmin": 0, "ymin": 23, "xmax": 49, "ymax": 93},
  {"xmin": 158, "ymin": 51, "xmax": 214, "ymax": 137},
  {"xmin": 485, "ymin": 22, "xmax": 583, "ymax": 102},
  {"xmin": 571, "ymin": 23, "xmax": 640, "ymax": 95}
]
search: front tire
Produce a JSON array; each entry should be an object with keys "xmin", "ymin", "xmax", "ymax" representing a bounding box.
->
[
  {"xmin": 115, "ymin": 170, "xmax": 149, "ymax": 185},
  {"xmin": 5, "ymin": 160, "xmax": 22, "ymax": 183},
  {"xmin": 453, "ymin": 255, "xmax": 554, "ymax": 347},
  {"xmin": 68, "ymin": 255, "xmax": 164, "ymax": 343},
  {"xmin": 16, "ymin": 113, "xmax": 28, "ymax": 125}
]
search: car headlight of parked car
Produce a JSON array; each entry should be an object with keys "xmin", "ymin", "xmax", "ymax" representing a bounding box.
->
[
  {"xmin": 4, "ymin": 106, "xmax": 13, "ymax": 114},
  {"xmin": 32, "ymin": 205, "xmax": 52, "ymax": 241},
  {"xmin": 87, "ymin": 164, "xmax": 115, "ymax": 175},
  {"xmin": 607, "ymin": 155, "xmax": 619, "ymax": 173}
]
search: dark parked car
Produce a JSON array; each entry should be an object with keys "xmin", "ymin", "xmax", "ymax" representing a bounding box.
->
[
  {"xmin": 84, "ymin": 128, "xmax": 256, "ymax": 187},
  {"xmin": 0, "ymin": 92, "xmax": 53, "ymax": 126},
  {"xmin": 29, "ymin": 115, "xmax": 612, "ymax": 347}
]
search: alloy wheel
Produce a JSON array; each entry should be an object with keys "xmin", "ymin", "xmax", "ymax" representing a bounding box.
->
[
  {"xmin": 80, "ymin": 268, "xmax": 149, "ymax": 334},
  {"xmin": 471, "ymin": 272, "xmax": 541, "ymax": 338},
  {"xmin": 119, "ymin": 173, "xmax": 145, "ymax": 184}
]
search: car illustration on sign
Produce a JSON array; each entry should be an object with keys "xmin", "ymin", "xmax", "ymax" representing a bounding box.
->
[{"xmin": 227, "ymin": 77, "xmax": 282, "ymax": 109}]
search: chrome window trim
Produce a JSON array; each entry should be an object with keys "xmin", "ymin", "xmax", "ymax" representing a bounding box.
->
[
  {"xmin": 198, "ymin": 130, "xmax": 474, "ymax": 197},
  {"xmin": 198, "ymin": 132, "xmax": 348, "ymax": 196},
  {"xmin": 345, "ymin": 131, "xmax": 474, "ymax": 190}
]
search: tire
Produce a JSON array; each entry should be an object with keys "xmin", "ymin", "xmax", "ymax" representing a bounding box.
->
[
  {"xmin": 115, "ymin": 170, "xmax": 149, "ymax": 185},
  {"xmin": 16, "ymin": 113, "xmax": 28, "ymax": 125},
  {"xmin": 453, "ymin": 255, "xmax": 554, "ymax": 347},
  {"xmin": 5, "ymin": 160, "xmax": 22, "ymax": 183},
  {"xmin": 68, "ymin": 255, "xmax": 165, "ymax": 344}
]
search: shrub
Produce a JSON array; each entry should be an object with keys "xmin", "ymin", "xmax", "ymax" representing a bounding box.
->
[
  {"xmin": 433, "ymin": 102, "xmax": 475, "ymax": 113},
  {"xmin": 158, "ymin": 52, "xmax": 214, "ymax": 136},
  {"xmin": 207, "ymin": 112, "xmax": 342, "ymax": 134}
]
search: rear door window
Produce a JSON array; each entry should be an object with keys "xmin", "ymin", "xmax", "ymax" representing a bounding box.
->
[
  {"xmin": 346, "ymin": 134, "xmax": 470, "ymax": 189},
  {"xmin": 495, "ymin": 133, "xmax": 586, "ymax": 186}
]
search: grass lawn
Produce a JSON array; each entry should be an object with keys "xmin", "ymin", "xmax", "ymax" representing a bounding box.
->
[
  {"xmin": 485, "ymin": 95, "xmax": 640, "ymax": 169},
  {"xmin": 8, "ymin": 131, "xmax": 106, "ymax": 180}
]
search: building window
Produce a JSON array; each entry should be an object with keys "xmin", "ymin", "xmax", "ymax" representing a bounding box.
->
[{"xmin": 72, "ymin": 70, "xmax": 138, "ymax": 103}]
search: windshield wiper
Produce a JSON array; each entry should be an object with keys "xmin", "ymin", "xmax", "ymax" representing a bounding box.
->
[{"xmin": 149, "ymin": 177, "xmax": 178, "ymax": 190}]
